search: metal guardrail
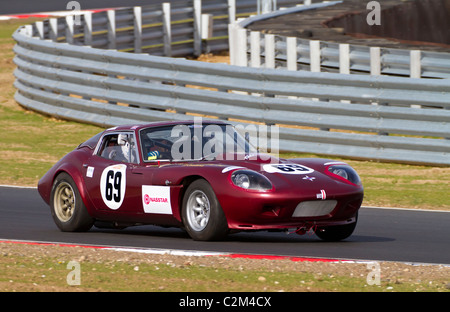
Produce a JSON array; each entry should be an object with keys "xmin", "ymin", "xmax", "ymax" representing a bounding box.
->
[
  {"xmin": 12, "ymin": 0, "xmax": 450, "ymax": 165},
  {"xmin": 235, "ymin": 1, "xmax": 450, "ymax": 79}
]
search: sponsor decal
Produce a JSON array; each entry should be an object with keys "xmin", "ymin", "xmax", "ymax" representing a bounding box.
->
[
  {"xmin": 263, "ymin": 164, "xmax": 314, "ymax": 175},
  {"xmin": 100, "ymin": 164, "xmax": 127, "ymax": 210},
  {"xmin": 144, "ymin": 194, "xmax": 168, "ymax": 205},
  {"xmin": 142, "ymin": 185, "xmax": 172, "ymax": 214},
  {"xmin": 86, "ymin": 166, "xmax": 95, "ymax": 178}
]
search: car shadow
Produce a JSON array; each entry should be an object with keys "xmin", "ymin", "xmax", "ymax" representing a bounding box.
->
[{"xmin": 90, "ymin": 225, "xmax": 394, "ymax": 244}]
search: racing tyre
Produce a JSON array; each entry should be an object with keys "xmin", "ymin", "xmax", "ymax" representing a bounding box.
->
[
  {"xmin": 50, "ymin": 172, "xmax": 94, "ymax": 232},
  {"xmin": 182, "ymin": 179, "xmax": 228, "ymax": 241},
  {"xmin": 315, "ymin": 215, "xmax": 358, "ymax": 242}
]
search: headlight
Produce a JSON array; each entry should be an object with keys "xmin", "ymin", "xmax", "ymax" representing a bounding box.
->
[
  {"xmin": 326, "ymin": 165, "xmax": 362, "ymax": 186},
  {"xmin": 231, "ymin": 170, "xmax": 272, "ymax": 191}
]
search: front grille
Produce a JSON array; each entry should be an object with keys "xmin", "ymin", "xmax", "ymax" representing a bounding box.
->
[{"xmin": 292, "ymin": 200, "xmax": 337, "ymax": 217}]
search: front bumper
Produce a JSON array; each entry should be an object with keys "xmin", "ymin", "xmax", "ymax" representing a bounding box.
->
[{"xmin": 221, "ymin": 189, "xmax": 364, "ymax": 230}]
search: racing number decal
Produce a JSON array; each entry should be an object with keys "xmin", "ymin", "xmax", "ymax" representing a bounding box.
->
[
  {"xmin": 263, "ymin": 164, "xmax": 314, "ymax": 175},
  {"xmin": 105, "ymin": 170, "xmax": 122, "ymax": 202},
  {"xmin": 100, "ymin": 164, "xmax": 126, "ymax": 210}
]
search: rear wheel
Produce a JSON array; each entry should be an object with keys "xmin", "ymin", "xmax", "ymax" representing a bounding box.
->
[
  {"xmin": 315, "ymin": 215, "xmax": 358, "ymax": 242},
  {"xmin": 182, "ymin": 179, "xmax": 228, "ymax": 241},
  {"xmin": 50, "ymin": 173, "xmax": 94, "ymax": 232}
]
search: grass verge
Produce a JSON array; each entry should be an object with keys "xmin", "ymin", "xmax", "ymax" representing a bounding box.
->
[{"xmin": 1, "ymin": 243, "xmax": 449, "ymax": 292}]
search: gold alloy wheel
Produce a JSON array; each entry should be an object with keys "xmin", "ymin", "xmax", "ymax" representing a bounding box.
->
[{"xmin": 53, "ymin": 181, "xmax": 75, "ymax": 222}]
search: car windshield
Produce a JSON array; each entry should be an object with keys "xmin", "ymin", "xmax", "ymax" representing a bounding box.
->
[{"xmin": 140, "ymin": 123, "xmax": 258, "ymax": 161}]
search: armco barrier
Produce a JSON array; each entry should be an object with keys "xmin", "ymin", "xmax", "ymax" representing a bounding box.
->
[
  {"xmin": 12, "ymin": 1, "xmax": 450, "ymax": 165},
  {"xmin": 234, "ymin": 1, "xmax": 450, "ymax": 79}
]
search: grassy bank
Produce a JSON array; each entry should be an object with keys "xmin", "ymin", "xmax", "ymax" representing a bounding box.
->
[{"xmin": 1, "ymin": 243, "xmax": 448, "ymax": 292}]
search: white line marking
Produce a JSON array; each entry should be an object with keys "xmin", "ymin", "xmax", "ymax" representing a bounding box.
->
[{"xmin": 0, "ymin": 184, "xmax": 37, "ymax": 189}]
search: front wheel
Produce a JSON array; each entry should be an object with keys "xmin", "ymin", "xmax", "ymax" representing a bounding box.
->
[
  {"xmin": 50, "ymin": 172, "xmax": 94, "ymax": 232},
  {"xmin": 315, "ymin": 215, "xmax": 358, "ymax": 242},
  {"xmin": 182, "ymin": 179, "xmax": 228, "ymax": 241}
]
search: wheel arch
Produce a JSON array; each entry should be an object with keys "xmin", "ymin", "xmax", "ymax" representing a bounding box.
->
[
  {"xmin": 179, "ymin": 177, "xmax": 229, "ymax": 241},
  {"xmin": 51, "ymin": 166, "xmax": 93, "ymax": 216},
  {"xmin": 177, "ymin": 175, "xmax": 208, "ymax": 222}
]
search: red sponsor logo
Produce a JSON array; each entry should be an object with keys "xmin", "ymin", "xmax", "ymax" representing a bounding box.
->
[{"xmin": 144, "ymin": 194, "xmax": 168, "ymax": 205}]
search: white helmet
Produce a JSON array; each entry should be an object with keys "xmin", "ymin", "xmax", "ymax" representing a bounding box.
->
[{"xmin": 118, "ymin": 134, "xmax": 130, "ymax": 162}]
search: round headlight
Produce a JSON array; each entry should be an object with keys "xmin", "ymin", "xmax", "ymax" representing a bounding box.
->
[
  {"xmin": 327, "ymin": 165, "xmax": 361, "ymax": 186},
  {"xmin": 231, "ymin": 170, "xmax": 272, "ymax": 191},
  {"xmin": 330, "ymin": 167, "xmax": 348, "ymax": 180},
  {"xmin": 233, "ymin": 173, "xmax": 250, "ymax": 189}
]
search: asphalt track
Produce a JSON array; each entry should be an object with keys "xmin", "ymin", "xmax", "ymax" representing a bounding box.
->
[{"xmin": 1, "ymin": 186, "xmax": 449, "ymax": 265}]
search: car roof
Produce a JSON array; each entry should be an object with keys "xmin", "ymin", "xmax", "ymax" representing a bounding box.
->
[{"xmin": 105, "ymin": 120, "xmax": 231, "ymax": 132}]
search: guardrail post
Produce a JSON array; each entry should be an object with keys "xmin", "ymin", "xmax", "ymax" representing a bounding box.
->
[
  {"xmin": 265, "ymin": 34, "xmax": 275, "ymax": 68},
  {"xmin": 193, "ymin": 0, "xmax": 202, "ymax": 56},
  {"xmin": 370, "ymin": 47, "xmax": 381, "ymax": 75},
  {"xmin": 228, "ymin": 0, "xmax": 236, "ymax": 23},
  {"xmin": 250, "ymin": 31, "xmax": 261, "ymax": 68},
  {"xmin": 310, "ymin": 40, "xmax": 321, "ymax": 72},
  {"xmin": 107, "ymin": 10, "xmax": 116, "ymax": 49},
  {"xmin": 84, "ymin": 12, "xmax": 92, "ymax": 46},
  {"xmin": 410, "ymin": 50, "xmax": 421, "ymax": 79},
  {"xmin": 35, "ymin": 21, "xmax": 44, "ymax": 39},
  {"xmin": 339, "ymin": 43, "xmax": 351, "ymax": 103},
  {"xmin": 410, "ymin": 50, "xmax": 422, "ymax": 108},
  {"xmin": 133, "ymin": 6, "xmax": 142, "ymax": 53},
  {"xmin": 162, "ymin": 2, "xmax": 172, "ymax": 57},
  {"xmin": 228, "ymin": 24, "xmax": 236, "ymax": 65},
  {"xmin": 201, "ymin": 14, "xmax": 213, "ymax": 40},
  {"xmin": 286, "ymin": 37, "xmax": 297, "ymax": 71},
  {"xmin": 339, "ymin": 43, "xmax": 350, "ymax": 74},
  {"xmin": 49, "ymin": 18, "xmax": 58, "ymax": 41},
  {"xmin": 235, "ymin": 28, "xmax": 247, "ymax": 66},
  {"xmin": 201, "ymin": 14, "xmax": 213, "ymax": 53},
  {"xmin": 65, "ymin": 15, "xmax": 74, "ymax": 44},
  {"xmin": 258, "ymin": 0, "xmax": 277, "ymax": 14}
]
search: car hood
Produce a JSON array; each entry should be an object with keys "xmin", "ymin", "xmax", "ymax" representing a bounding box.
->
[{"xmin": 157, "ymin": 153, "xmax": 361, "ymax": 195}]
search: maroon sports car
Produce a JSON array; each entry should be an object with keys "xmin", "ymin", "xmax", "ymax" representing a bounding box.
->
[{"xmin": 38, "ymin": 120, "xmax": 364, "ymax": 241}]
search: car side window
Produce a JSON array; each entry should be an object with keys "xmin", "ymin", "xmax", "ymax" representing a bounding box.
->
[
  {"xmin": 97, "ymin": 133, "xmax": 139, "ymax": 164},
  {"xmin": 140, "ymin": 127, "xmax": 175, "ymax": 161}
]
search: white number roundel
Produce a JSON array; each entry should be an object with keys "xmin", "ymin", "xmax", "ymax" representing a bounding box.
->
[
  {"xmin": 100, "ymin": 164, "xmax": 126, "ymax": 210},
  {"xmin": 263, "ymin": 163, "xmax": 314, "ymax": 175}
]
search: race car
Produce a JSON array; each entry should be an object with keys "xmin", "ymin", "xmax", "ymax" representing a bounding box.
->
[{"xmin": 37, "ymin": 120, "xmax": 364, "ymax": 241}]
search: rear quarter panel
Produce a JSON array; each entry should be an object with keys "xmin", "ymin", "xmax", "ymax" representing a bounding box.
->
[{"xmin": 37, "ymin": 148, "xmax": 93, "ymax": 214}]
